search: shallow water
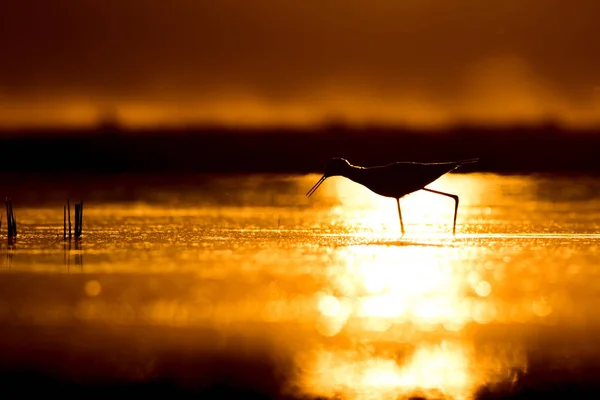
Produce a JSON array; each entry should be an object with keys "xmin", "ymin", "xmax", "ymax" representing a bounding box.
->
[{"xmin": 1, "ymin": 172, "xmax": 600, "ymax": 399}]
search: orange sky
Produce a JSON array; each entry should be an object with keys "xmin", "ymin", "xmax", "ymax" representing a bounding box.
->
[{"xmin": 1, "ymin": 0, "xmax": 599, "ymax": 128}]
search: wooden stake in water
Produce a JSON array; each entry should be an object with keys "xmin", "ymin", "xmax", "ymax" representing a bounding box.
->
[
  {"xmin": 74, "ymin": 203, "xmax": 80, "ymax": 238},
  {"xmin": 67, "ymin": 199, "xmax": 72, "ymax": 238},
  {"xmin": 77, "ymin": 201, "xmax": 84, "ymax": 237},
  {"xmin": 63, "ymin": 205, "xmax": 67, "ymax": 239},
  {"xmin": 12, "ymin": 200, "xmax": 17, "ymax": 238},
  {"xmin": 5, "ymin": 198, "xmax": 9, "ymax": 237},
  {"xmin": 5, "ymin": 198, "xmax": 17, "ymax": 238},
  {"xmin": 9, "ymin": 199, "xmax": 14, "ymax": 237}
]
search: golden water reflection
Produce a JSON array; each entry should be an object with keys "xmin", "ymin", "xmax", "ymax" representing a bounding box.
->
[
  {"xmin": 301, "ymin": 342, "xmax": 474, "ymax": 400},
  {"xmin": 318, "ymin": 172, "xmax": 486, "ymax": 235},
  {"xmin": 320, "ymin": 245, "xmax": 495, "ymax": 331},
  {"xmin": 297, "ymin": 241, "xmax": 527, "ymax": 399},
  {"xmin": 3, "ymin": 173, "xmax": 600, "ymax": 398},
  {"xmin": 299, "ymin": 338, "xmax": 527, "ymax": 400}
]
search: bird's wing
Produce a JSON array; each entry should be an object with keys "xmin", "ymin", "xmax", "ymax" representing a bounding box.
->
[
  {"xmin": 455, "ymin": 158, "xmax": 479, "ymax": 165},
  {"xmin": 353, "ymin": 159, "xmax": 478, "ymax": 198},
  {"xmin": 387, "ymin": 161, "xmax": 461, "ymax": 178},
  {"xmin": 356, "ymin": 162, "xmax": 457, "ymax": 194},
  {"xmin": 386, "ymin": 159, "xmax": 478, "ymax": 167}
]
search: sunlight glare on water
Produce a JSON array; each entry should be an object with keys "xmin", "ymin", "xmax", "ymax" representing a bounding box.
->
[
  {"xmin": 322, "ymin": 173, "xmax": 485, "ymax": 235},
  {"xmin": 300, "ymin": 341, "xmax": 476, "ymax": 400},
  {"xmin": 1, "ymin": 173, "xmax": 600, "ymax": 399}
]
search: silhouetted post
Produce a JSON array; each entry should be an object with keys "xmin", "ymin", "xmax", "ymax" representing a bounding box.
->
[
  {"xmin": 75, "ymin": 203, "xmax": 81, "ymax": 238},
  {"xmin": 78, "ymin": 201, "xmax": 84, "ymax": 237},
  {"xmin": 5, "ymin": 198, "xmax": 17, "ymax": 238},
  {"xmin": 74, "ymin": 204, "xmax": 78, "ymax": 237},
  {"xmin": 12, "ymin": 200, "xmax": 17, "ymax": 238},
  {"xmin": 11, "ymin": 199, "xmax": 15, "ymax": 237},
  {"xmin": 63, "ymin": 205, "xmax": 67, "ymax": 239},
  {"xmin": 5, "ymin": 199, "xmax": 10, "ymax": 237},
  {"xmin": 78, "ymin": 204, "xmax": 81, "ymax": 237},
  {"xmin": 67, "ymin": 199, "xmax": 72, "ymax": 238},
  {"xmin": 10, "ymin": 201, "xmax": 15, "ymax": 237}
]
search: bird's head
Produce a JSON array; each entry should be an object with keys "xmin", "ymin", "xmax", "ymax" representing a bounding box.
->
[
  {"xmin": 306, "ymin": 157, "xmax": 351, "ymax": 197},
  {"xmin": 324, "ymin": 157, "xmax": 351, "ymax": 177}
]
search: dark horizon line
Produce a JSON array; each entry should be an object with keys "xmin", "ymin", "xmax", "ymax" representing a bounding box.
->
[
  {"xmin": 0, "ymin": 123, "xmax": 599, "ymax": 175},
  {"xmin": 1, "ymin": 118, "xmax": 600, "ymax": 136}
]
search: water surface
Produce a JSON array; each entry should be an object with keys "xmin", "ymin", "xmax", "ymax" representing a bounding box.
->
[{"xmin": 1, "ymin": 172, "xmax": 600, "ymax": 399}]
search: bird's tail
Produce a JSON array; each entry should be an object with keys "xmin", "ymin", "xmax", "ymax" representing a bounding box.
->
[{"xmin": 452, "ymin": 158, "xmax": 479, "ymax": 172}]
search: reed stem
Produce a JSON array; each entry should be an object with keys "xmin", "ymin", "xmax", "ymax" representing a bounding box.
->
[
  {"xmin": 63, "ymin": 205, "xmax": 67, "ymax": 239},
  {"xmin": 5, "ymin": 198, "xmax": 17, "ymax": 238},
  {"xmin": 67, "ymin": 199, "xmax": 72, "ymax": 238}
]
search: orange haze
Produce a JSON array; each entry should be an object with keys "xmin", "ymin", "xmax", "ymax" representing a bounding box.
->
[{"xmin": 1, "ymin": 0, "xmax": 599, "ymax": 129}]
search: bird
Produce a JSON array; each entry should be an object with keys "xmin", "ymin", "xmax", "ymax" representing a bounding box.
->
[{"xmin": 306, "ymin": 157, "xmax": 479, "ymax": 235}]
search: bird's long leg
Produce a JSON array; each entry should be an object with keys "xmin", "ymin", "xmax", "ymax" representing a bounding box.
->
[
  {"xmin": 396, "ymin": 198, "xmax": 405, "ymax": 236},
  {"xmin": 422, "ymin": 188, "xmax": 459, "ymax": 235}
]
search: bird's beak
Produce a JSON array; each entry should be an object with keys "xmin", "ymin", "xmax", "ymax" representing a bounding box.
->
[{"xmin": 306, "ymin": 175, "xmax": 326, "ymax": 197}]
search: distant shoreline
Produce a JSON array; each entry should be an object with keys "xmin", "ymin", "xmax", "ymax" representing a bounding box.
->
[{"xmin": 0, "ymin": 123, "xmax": 599, "ymax": 174}]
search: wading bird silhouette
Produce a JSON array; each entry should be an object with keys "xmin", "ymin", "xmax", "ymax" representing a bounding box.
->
[{"xmin": 306, "ymin": 157, "xmax": 478, "ymax": 235}]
